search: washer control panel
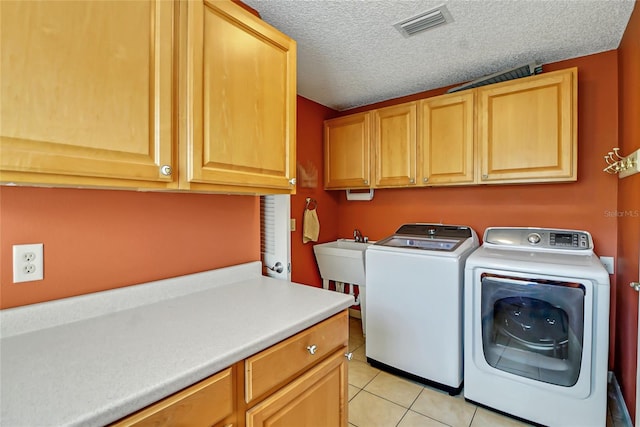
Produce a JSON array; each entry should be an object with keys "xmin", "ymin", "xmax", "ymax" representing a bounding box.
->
[{"xmin": 485, "ymin": 227, "xmax": 593, "ymax": 251}]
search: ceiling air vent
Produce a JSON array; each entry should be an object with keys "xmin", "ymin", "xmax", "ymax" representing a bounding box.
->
[
  {"xmin": 447, "ymin": 63, "xmax": 543, "ymax": 93},
  {"xmin": 394, "ymin": 5, "xmax": 453, "ymax": 38}
]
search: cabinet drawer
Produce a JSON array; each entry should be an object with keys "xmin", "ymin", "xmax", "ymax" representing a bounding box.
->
[
  {"xmin": 245, "ymin": 310, "xmax": 348, "ymax": 404},
  {"xmin": 112, "ymin": 367, "xmax": 234, "ymax": 427}
]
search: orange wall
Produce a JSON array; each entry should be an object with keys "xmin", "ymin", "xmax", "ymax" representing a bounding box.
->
[
  {"xmin": 616, "ymin": 1, "xmax": 640, "ymax": 421},
  {"xmin": 290, "ymin": 96, "xmax": 340, "ymax": 287},
  {"xmin": 0, "ymin": 187, "xmax": 259, "ymax": 309}
]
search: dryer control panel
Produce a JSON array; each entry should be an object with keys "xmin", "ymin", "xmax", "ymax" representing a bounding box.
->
[{"xmin": 484, "ymin": 227, "xmax": 593, "ymax": 251}]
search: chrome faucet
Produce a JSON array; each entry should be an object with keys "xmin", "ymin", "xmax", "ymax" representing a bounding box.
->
[{"xmin": 354, "ymin": 229, "xmax": 363, "ymax": 242}]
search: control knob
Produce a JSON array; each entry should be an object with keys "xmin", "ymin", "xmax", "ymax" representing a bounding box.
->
[{"xmin": 527, "ymin": 233, "xmax": 541, "ymax": 245}]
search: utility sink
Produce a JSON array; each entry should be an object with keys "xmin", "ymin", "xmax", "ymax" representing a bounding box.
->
[{"xmin": 313, "ymin": 239, "xmax": 372, "ymax": 285}]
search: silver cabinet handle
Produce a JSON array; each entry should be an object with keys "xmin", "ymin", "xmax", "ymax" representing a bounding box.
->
[
  {"xmin": 266, "ymin": 262, "xmax": 284, "ymax": 274},
  {"xmin": 363, "ymin": 180, "xmax": 368, "ymax": 185},
  {"xmin": 409, "ymin": 178, "xmax": 415, "ymax": 184},
  {"xmin": 289, "ymin": 178, "xmax": 297, "ymax": 185},
  {"xmin": 423, "ymin": 177, "xmax": 429, "ymax": 183},
  {"xmin": 307, "ymin": 344, "xmax": 317, "ymax": 355},
  {"xmin": 345, "ymin": 352, "xmax": 353, "ymax": 361},
  {"xmin": 630, "ymin": 282, "xmax": 640, "ymax": 292},
  {"xmin": 160, "ymin": 165, "xmax": 172, "ymax": 176}
]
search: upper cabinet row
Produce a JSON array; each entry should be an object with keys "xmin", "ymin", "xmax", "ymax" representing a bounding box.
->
[
  {"xmin": 0, "ymin": 0, "xmax": 297, "ymax": 194},
  {"xmin": 324, "ymin": 68, "xmax": 577, "ymax": 189}
]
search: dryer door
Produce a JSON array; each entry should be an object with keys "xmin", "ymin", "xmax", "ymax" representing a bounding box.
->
[{"xmin": 478, "ymin": 273, "xmax": 593, "ymax": 396}]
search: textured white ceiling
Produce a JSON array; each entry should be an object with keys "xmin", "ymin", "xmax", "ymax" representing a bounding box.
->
[{"xmin": 242, "ymin": 0, "xmax": 635, "ymax": 111}]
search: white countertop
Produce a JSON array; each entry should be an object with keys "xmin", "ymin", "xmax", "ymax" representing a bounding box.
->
[{"xmin": 0, "ymin": 262, "xmax": 354, "ymax": 426}]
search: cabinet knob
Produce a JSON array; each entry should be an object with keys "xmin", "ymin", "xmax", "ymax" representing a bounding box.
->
[
  {"xmin": 160, "ymin": 165, "xmax": 172, "ymax": 176},
  {"xmin": 423, "ymin": 177, "xmax": 429, "ymax": 183},
  {"xmin": 630, "ymin": 282, "xmax": 640, "ymax": 292},
  {"xmin": 345, "ymin": 352, "xmax": 353, "ymax": 361},
  {"xmin": 482, "ymin": 174, "xmax": 488, "ymax": 180},
  {"xmin": 289, "ymin": 178, "xmax": 297, "ymax": 185},
  {"xmin": 306, "ymin": 344, "xmax": 318, "ymax": 355},
  {"xmin": 363, "ymin": 180, "xmax": 368, "ymax": 185}
]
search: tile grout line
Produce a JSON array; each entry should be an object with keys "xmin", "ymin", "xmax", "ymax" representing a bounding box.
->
[{"xmin": 467, "ymin": 405, "xmax": 479, "ymax": 427}]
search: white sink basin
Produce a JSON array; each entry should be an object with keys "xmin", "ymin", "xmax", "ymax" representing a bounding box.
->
[{"xmin": 313, "ymin": 239, "xmax": 372, "ymax": 285}]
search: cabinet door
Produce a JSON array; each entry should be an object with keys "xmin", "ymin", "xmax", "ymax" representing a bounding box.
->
[
  {"xmin": 324, "ymin": 113, "xmax": 371, "ymax": 189},
  {"xmin": 419, "ymin": 92, "xmax": 475, "ymax": 185},
  {"xmin": 478, "ymin": 68, "xmax": 577, "ymax": 183},
  {"xmin": 372, "ymin": 103, "xmax": 417, "ymax": 188},
  {"xmin": 0, "ymin": 0, "xmax": 174, "ymax": 188},
  {"xmin": 186, "ymin": 0, "xmax": 296, "ymax": 192},
  {"xmin": 246, "ymin": 349, "xmax": 348, "ymax": 427}
]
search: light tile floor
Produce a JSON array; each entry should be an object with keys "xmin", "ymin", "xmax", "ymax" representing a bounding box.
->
[{"xmin": 347, "ymin": 317, "xmax": 627, "ymax": 427}]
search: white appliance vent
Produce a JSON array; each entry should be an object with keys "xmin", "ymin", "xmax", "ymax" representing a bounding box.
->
[
  {"xmin": 447, "ymin": 63, "xmax": 543, "ymax": 93},
  {"xmin": 394, "ymin": 5, "xmax": 453, "ymax": 38}
]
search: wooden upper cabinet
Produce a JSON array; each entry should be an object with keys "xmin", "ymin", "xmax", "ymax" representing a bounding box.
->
[
  {"xmin": 418, "ymin": 92, "xmax": 475, "ymax": 186},
  {"xmin": 322, "ymin": 67, "xmax": 577, "ymax": 191},
  {"xmin": 324, "ymin": 113, "xmax": 371, "ymax": 189},
  {"xmin": 372, "ymin": 103, "xmax": 417, "ymax": 188},
  {"xmin": 477, "ymin": 68, "xmax": 577, "ymax": 183},
  {"xmin": 0, "ymin": 0, "xmax": 175, "ymax": 188},
  {"xmin": 185, "ymin": 0, "xmax": 297, "ymax": 192}
]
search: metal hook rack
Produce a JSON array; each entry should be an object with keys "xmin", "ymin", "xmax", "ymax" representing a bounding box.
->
[{"xmin": 603, "ymin": 147, "xmax": 640, "ymax": 178}]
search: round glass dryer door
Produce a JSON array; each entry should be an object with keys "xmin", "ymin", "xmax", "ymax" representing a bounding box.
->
[{"xmin": 480, "ymin": 274, "xmax": 585, "ymax": 387}]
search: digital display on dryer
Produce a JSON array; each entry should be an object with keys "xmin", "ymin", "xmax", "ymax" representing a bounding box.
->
[{"xmin": 550, "ymin": 232, "xmax": 577, "ymax": 247}]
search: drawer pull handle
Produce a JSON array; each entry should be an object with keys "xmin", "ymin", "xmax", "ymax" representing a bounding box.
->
[
  {"xmin": 307, "ymin": 344, "xmax": 318, "ymax": 355},
  {"xmin": 345, "ymin": 352, "xmax": 353, "ymax": 360}
]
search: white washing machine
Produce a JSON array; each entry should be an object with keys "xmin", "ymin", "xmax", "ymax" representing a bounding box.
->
[
  {"xmin": 366, "ymin": 223, "xmax": 479, "ymax": 395},
  {"xmin": 464, "ymin": 227, "xmax": 610, "ymax": 426}
]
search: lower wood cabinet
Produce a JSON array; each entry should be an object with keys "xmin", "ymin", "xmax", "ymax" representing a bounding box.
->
[
  {"xmin": 246, "ymin": 349, "xmax": 347, "ymax": 427},
  {"xmin": 112, "ymin": 367, "xmax": 236, "ymax": 427},
  {"xmin": 111, "ymin": 310, "xmax": 349, "ymax": 427},
  {"xmin": 244, "ymin": 310, "xmax": 349, "ymax": 426}
]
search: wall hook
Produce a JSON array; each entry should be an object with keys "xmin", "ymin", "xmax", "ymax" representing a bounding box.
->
[
  {"xmin": 611, "ymin": 148, "xmax": 624, "ymax": 160},
  {"xmin": 305, "ymin": 197, "xmax": 317, "ymax": 210},
  {"xmin": 603, "ymin": 147, "xmax": 640, "ymax": 178}
]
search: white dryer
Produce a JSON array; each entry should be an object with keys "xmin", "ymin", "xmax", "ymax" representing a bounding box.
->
[
  {"xmin": 464, "ymin": 227, "xmax": 610, "ymax": 426},
  {"xmin": 366, "ymin": 223, "xmax": 479, "ymax": 395}
]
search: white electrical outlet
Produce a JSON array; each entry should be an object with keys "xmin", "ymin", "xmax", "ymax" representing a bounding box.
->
[
  {"xmin": 13, "ymin": 243, "xmax": 44, "ymax": 283},
  {"xmin": 600, "ymin": 256, "xmax": 615, "ymax": 275}
]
